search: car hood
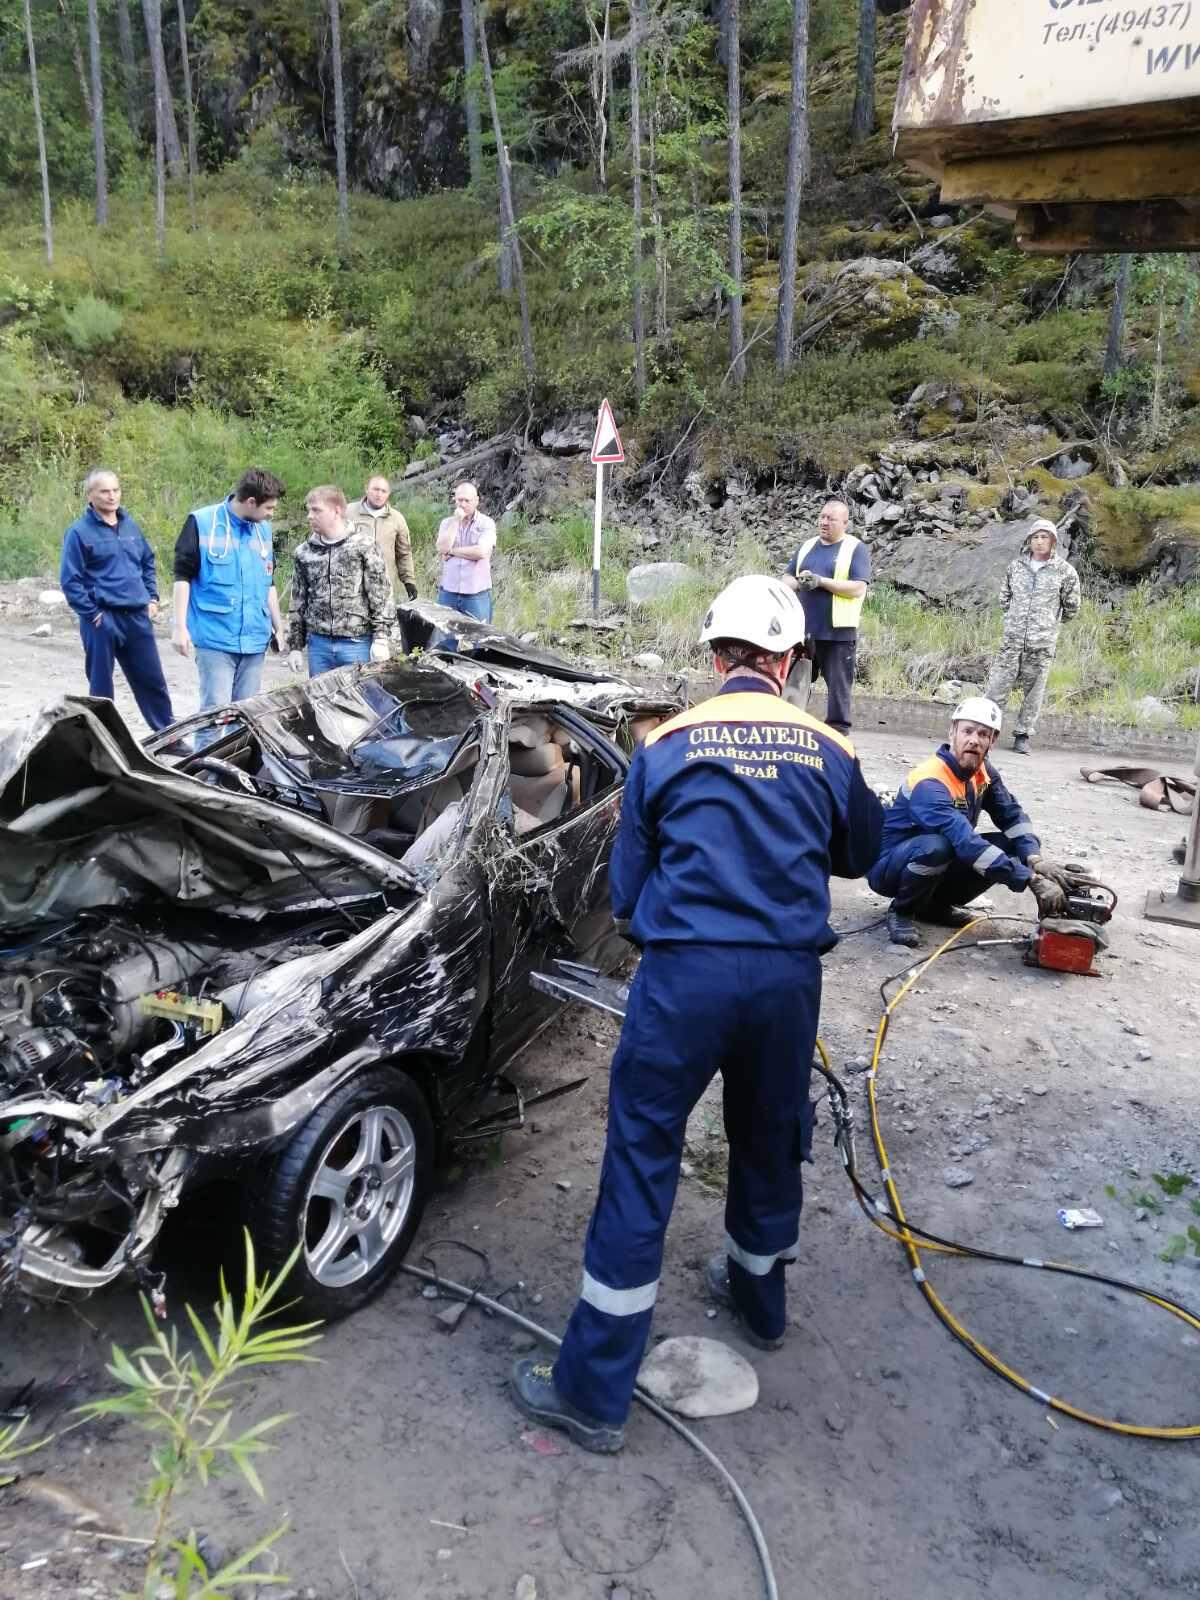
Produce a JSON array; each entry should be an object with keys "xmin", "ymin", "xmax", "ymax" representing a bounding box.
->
[{"xmin": 0, "ymin": 697, "xmax": 418, "ymax": 924}]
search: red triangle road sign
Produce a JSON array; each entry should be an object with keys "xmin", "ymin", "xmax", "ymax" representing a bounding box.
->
[{"xmin": 590, "ymin": 398, "xmax": 625, "ymax": 465}]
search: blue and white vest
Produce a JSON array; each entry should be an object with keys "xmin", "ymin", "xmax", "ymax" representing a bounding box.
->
[{"xmin": 187, "ymin": 499, "xmax": 274, "ymax": 654}]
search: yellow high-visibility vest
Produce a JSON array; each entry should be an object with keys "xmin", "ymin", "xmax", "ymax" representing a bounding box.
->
[{"xmin": 794, "ymin": 534, "xmax": 866, "ymax": 630}]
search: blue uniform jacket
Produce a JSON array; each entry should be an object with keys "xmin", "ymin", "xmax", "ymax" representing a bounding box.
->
[
  {"xmin": 60, "ymin": 507, "xmax": 158, "ymax": 621},
  {"xmin": 611, "ymin": 675, "xmax": 884, "ymax": 952},
  {"xmin": 879, "ymin": 743, "xmax": 1041, "ymax": 890}
]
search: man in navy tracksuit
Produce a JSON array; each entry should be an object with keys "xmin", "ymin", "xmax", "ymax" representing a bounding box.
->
[
  {"xmin": 510, "ymin": 576, "xmax": 884, "ymax": 1453},
  {"xmin": 60, "ymin": 469, "xmax": 174, "ymax": 731},
  {"xmin": 868, "ymin": 696, "xmax": 1069, "ymax": 948}
]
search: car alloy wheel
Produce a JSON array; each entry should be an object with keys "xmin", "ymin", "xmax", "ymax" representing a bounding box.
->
[
  {"xmin": 251, "ymin": 1066, "xmax": 434, "ymax": 1317},
  {"xmin": 303, "ymin": 1104, "xmax": 417, "ymax": 1288}
]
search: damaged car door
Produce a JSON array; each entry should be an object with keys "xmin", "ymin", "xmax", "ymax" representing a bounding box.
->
[{"xmin": 488, "ymin": 705, "xmax": 628, "ymax": 1062}]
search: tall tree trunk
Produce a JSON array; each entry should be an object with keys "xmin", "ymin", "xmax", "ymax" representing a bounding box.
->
[
  {"xmin": 726, "ymin": 0, "xmax": 744, "ymax": 384},
  {"xmin": 87, "ymin": 0, "xmax": 107, "ymax": 224},
  {"xmin": 328, "ymin": 0, "xmax": 350, "ymax": 246},
  {"xmin": 1150, "ymin": 268, "xmax": 1166, "ymax": 439},
  {"xmin": 176, "ymin": 0, "xmax": 197, "ymax": 226},
  {"xmin": 648, "ymin": 92, "xmax": 667, "ymax": 343},
  {"xmin": 59, "ymin": 0, "xmax": 93, "ymax": 118},
  {"xmin": 147, "ymin": 0, "xmax": 166, "ymax": 255},
  {"xmin": 629, "ymin": 0, "xmax": 646, "ymax": 399},
  {"xmin": 140, "ymin": 0, "xmax": 184, "ymax": 175},
  {"xmin": 775, "ymin": 0, "xmax": 809, "ymax": 373},
  {"xmin": 1104, "ymin": 253, "xmax": 1133, "ymax": 379},
  {"xmin": 460, "ymin": 0, "xmax": 483, "ymax": 190},
  {"xmin": 22, "ymin": 0, "xmax": 53, "ymax": 265},
  {"xmin": 498, "ymin": 191, "xmax": 514, "ymax": 293},
  {"xmin": 478, "ymin": 6, "xmax": 535, "ymax": 390},
  {"xmin": 849, "ymin": 0, "xmax": 876, "ymax": 143},
  {"xmin": 585, "ymin": 0, "xmax": 610, "ymax": 191},
  {"xmin": 114, "ymin": 0, "xmax": 141, "ymax": 134}
]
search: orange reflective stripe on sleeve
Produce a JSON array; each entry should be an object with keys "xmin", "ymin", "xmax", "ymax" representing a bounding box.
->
[{"xmin": 644, "ymin": 691, "xmax": 856, "ymax": 757}]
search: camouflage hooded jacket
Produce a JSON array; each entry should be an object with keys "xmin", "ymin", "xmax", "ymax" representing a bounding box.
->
[
  {"xmin": 286, "ymin": 531, "xmax": 394, "ymax": 650},
  {"xmin": 998, "ymin": 543, "xmax": 1081, "ymax": 654}
]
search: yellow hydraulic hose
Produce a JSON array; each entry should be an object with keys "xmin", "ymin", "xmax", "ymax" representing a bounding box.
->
[{"xmin": 823, "ymin": 920, "xmax": 1200, "ymax": 1440}]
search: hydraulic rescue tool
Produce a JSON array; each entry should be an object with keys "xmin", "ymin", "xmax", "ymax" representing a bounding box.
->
[{"xmin": 1024, "ymin": 875, "xmax": 1117, "ymax": 976}]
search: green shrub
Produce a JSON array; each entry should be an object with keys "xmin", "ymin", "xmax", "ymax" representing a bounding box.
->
[{"xmin": 61, "ymin": 295, "xmax": 124, "ymax": 353}]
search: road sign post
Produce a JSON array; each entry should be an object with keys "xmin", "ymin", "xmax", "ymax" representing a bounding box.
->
[{"xmin": 589, "ymin": 398, "xmax": 625, "ymax": 617}]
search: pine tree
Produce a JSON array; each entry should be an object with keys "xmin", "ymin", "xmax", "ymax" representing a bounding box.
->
[
  {"xmin": 726, "ymin": 0, "xmax": 744, "ymax": 383},
  {"xmin": 177, "ymin": 0, "xmax": 198, "ymax": 227},
  {"xmin": 775, "ymin": 0, "xmax": 809, "ymax": 373},
  {"xmin": 22, "ymin": 0, "xmax": 54, "ymax": 264},
  {"xmin": 87, "ymin": 0, "xmax": 107, "ymax": 224},
  {"xmin": 629, "ymin": 0, "xmax": 646, "ymax": 398},
  {"xmin": 850, "ymin": 0, "xmax": 876, "ymax": 143},
  {"xmin": 329, "ymin": 0, "xmax": 350, "ymax": 247},
  {"xmin": 478, "ymin": 4, "xmax": 536, "ymax": 390},
  {"xmin": 460, "ymin": 0, "xmax": 483, "ymax": 190}
]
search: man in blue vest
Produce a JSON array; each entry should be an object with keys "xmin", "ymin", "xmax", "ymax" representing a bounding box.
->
[
  {"xmin": 171, "ymin": 468, "xmax": 287, "ymax": 711},
  {"xmin": 509, "ymin": 576, "xmax": 884, "ymax": 1453},
  {"xmin": 783, "ymin": 498, "xmax": 871, "ymax": 735},
  {"xmin": 60, "ymin": 468, "xmax": 174, "ymax": 731}
]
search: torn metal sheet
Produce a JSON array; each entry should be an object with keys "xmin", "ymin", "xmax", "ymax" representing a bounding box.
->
[{"xmin": 0, "ymin": 640, "xmax": 679, "ymax": 1310}]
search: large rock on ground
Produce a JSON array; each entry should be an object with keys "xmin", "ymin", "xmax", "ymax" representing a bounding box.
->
[
  {"xmin": 638, "ymin": 1336, "xmax": 759, "ymax": 1418},
  {"xmin": 626, "ymin": 562, "xmax": 700, "ymax": 607},
  {"xmin": 883, "ymin": 517, "xmax": 1068, "ymax": 607}
]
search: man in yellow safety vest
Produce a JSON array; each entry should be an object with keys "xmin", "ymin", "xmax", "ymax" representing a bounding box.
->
[{"xmin": 783, "ymin": 499, "xmax": 871, "ymax": 734}]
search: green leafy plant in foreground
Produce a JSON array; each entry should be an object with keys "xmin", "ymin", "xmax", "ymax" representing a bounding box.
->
[
  {"xmin": 0, "ymin": 1415, "xmax": 51, "ymax": 1487},
  {"xmin": 76, "ymin": 1233, "xmax": 322, "ymax": 1599}
]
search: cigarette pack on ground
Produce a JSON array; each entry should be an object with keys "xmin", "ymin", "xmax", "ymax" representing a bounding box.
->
[{"xmin": 1057, "ymin": 1208, "xmax": 1104, "ymax": 1230}]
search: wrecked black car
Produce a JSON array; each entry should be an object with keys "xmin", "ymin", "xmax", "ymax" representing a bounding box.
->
[{"xmin": 0, "ymin": 608, "xmax": 677, "ymax": 1316}]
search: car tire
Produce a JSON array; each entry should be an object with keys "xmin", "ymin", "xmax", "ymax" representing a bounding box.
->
[{"xmin": 249, "ymin": 1066, "xmax": 433, "ymax": 1319}]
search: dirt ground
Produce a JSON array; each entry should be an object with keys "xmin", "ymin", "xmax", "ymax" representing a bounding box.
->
[{"xmin": 1, "ymin": 599, "xmax": 1199, "ymax": 1600}]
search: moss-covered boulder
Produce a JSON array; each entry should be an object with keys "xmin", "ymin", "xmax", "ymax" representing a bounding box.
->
[{"xmin": 801, "ymin": 258, "xmax": 958, "ymax": 350}]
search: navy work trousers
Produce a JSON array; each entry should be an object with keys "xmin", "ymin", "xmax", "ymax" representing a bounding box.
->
[
  {"xmin": 553, "ymin": 942, "xmax": 821, "ymax": 1427},
  {"xmin": 80, "ymin": 607, "xmax": 174, "ymax": 731},
  {"xmin": 868, "ymin": 830, "xmax": 1020, "ymax": 915},
  {"xmin": 809, "ymin": 638, "xmax": 857, "ymax": 733}
]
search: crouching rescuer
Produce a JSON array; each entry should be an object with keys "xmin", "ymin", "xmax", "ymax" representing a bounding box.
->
[
  {"xmin": 509, "ymin": 576, "xmax": 884, "ymax": 1453},
  {"xmin": 868, "ymin": 696, "xmax": 1075, "ymax": 948}
]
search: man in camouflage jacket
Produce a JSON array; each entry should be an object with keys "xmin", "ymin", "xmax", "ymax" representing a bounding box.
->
[
  {"xmin": 984, "ymin": 518, "xmax": 1081, "ymax": 754},
  {"xmin": 286, "ymin": 485, "xmax": 395, "ymax": 678}
]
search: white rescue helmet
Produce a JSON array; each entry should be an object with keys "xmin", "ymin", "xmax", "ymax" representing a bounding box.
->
[
  {"xmin": 951, "ymin": 695, "xmax": 1003, "ymax": 733},
  {"xmin": 699, "ymin": 575, "xmax": 806, "ymax": 654}
]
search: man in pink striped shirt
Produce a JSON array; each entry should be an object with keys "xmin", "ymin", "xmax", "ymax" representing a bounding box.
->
[{"xmin": 436, "ymin": 482, "xmax": 497, "ymax": 623}]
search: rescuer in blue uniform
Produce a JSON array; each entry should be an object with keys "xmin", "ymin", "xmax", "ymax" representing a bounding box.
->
[
  {"xmin": 869, "ymin": 695, "xmax": 1072, "ymax": 948},
  {"xmin": 509, "ymin": 576, "xmax": 885, "ymax": 1453}
]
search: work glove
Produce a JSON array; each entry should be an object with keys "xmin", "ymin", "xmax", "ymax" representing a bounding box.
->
[
  {"xmin": 369, "ymin": 640, "xmax": 391, "ymax": 664},
  {"xmin": 795, "ymin": 570, "xmax": 821, "ymax": 591},
  {"xmin": 1029, "ymin": 873, "xmax": 1067, "ymax": 919},
  {"xmin": 287, "ymin": 650, "xmax": 305, "ymax": 675},
  {"xmin": 1026, "ymin": 854, "xmax": 1075, "ymax": 893},
  {"xmin": 404, "ymin": 581, "xmax": 419, "ymax": 600}
]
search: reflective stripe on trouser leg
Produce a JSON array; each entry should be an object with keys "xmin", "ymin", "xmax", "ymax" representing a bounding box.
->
[
  {"xmin": 722, "ymin": 949, "xmax": 822, "ymax": 1343},
  {"xmin": 554, "ymin": 945, "xmax": 729, "ymax": 1426},
  {"xmin": 868, "ymin": 833, "xmax": 954, "ymax": 909}
]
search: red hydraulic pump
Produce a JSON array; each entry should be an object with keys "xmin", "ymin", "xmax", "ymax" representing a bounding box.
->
[{"xmin": 1024, "ymin": 880, "xmax": 1117, "ymax": 976}]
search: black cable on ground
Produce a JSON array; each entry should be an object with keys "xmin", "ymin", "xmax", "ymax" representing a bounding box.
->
[
  {"xmin": 396, "ymin": 1261, "xmax": 780, "ymax": 1600},
  {"xmin": 818, "ymin": 918, "xmax": 1200, "ymax": 1440}
]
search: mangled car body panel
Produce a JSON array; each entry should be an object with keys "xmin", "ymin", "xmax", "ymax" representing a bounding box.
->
[{"xmin": 0, "ymin": 617, "xmax": 677, "ymax": 1307}]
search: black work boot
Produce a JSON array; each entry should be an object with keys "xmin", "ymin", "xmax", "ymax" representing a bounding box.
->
[
  {"xmin": 702, "ymin": 1255, "xmax": 785, "ymax": 1351},
  {"xmin": 886, "ymin": 905, "xmax": 921, "ymax": 948},
  {"xmin": 1012, "ymin": 734, "xmax": 1030, "ymax": 755},
  {"xmin": 509, "ymin": 1359, "xmax": 625, "ymax": 1454},
  {"xmin": 923, "ymin": 904, "xmax": 980, "ymax": 929}
]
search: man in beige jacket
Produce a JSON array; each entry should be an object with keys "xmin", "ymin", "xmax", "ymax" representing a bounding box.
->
[{"xmin": 346, "ymin": 475, "xmax": 417, "ymax": 601}]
